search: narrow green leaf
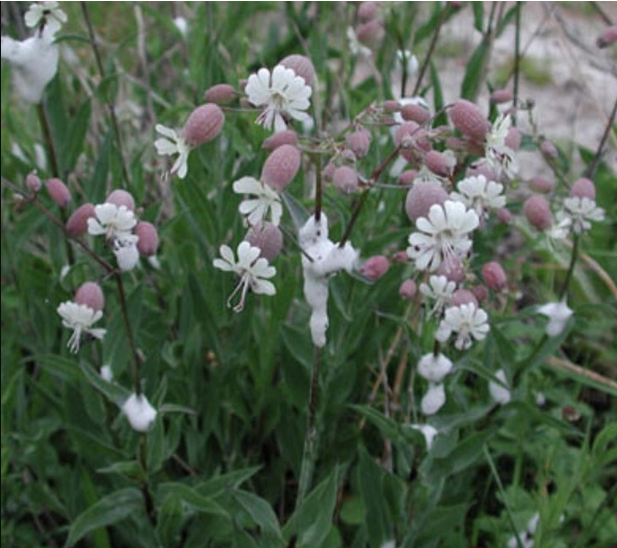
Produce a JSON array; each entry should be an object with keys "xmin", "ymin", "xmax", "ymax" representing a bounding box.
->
[
  {"xmin": 472, "ymin": 3, "xmax": 484, "ymax": 32},
  {"xmin": 157, "ymin": 482, "xmax": 229, "ymax": 518},
  {"xmin": 78, "ymin": 361, "xmax": 130, "ymax": 407},
  {"xmin": 460, "ymin": 41, "xmax": 488, "ymax": 100},
  {"xmin": 231, "ymin": 490, "xmax": 285, "ymax": 546}
]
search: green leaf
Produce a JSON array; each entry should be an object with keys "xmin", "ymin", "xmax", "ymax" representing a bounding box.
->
[
  {"xmin": 429, "ymin": 62, "xmax": 448, "ymax": 127},
  {"xmin": 62, "ymin": 99, "xmax": 91, "ymax": 172},
  {"xmin": 195, "ymin": 466, "xmax": 262, "ymax": 498},
  {"xmin": 358, "ymin": 448, "xmax": 388, "ymax": 547},
  {"xmin": 96, "ymin": 460, "xmax": 146, "ymax": 482},
  {"xmin": 283, "ymin": 467, "xmax": 339, "ymax": 548},
  {"xmin": 157, "ymin": 482, "xmax": 229, "ymax": 518},
  {"xmin": 78, "ymin": 361, "xmax": 130, "ymax": 407},
  {"xmin": 472, "ymin": 3, "xmax": 484, "ymax": 32},
  {"xmin": 460, "ymin": 40, "xmax": 488, "ymax": 100},
  {"xmin": 64, "ymin": 488, "xmax": 144, "ymax": 547},
  {"xmin": 231, "ymin": 490, "xmax": 285, "ymax": 546}
]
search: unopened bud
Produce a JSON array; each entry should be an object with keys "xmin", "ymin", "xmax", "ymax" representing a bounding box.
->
[
  {"xmin": 203, "ymin": 83, "xmax": 236, "ymax": 105},
  {"xmin": 356, "ymin": 20, "xmax": 385, "ymax": 45},
  {"xmin": 523, "ymin": 195, "xmax": 552, "ymax": 230},
  {"xmin": 74, "ymin": 281, "xmax": 105, "ymax": 312},
  {"xmin": 135, "ymin": 221, "xmax": 159, "ymax": 256},
  {"xmin": 471, "ymin": 285, "xmax": 489, "ymax": 303},
  {"xmin": 401, "ymin": 103, "xmax": 431, "ymax": 124},
  {"xmin": 405, "ymin": 181, "xmax": 448, "ymax": 222},
  {"xmin": 482, "ymin": 261, "xmax": 507, "ymax": 291},
  {"xmin": 505, "ymin": 127, "xmax": 521, "ymax": 150},
  {"xmin": 359, "ymin": 255, "xmax": 390, "ymax": 280},
  {"xmin": 425, "ymin": 150, "xmax": 454, "ymax": 177},
  {"xmin": 529, "ymin": 176, "xmax": 554, "ymax": 194},
  {"xmin": 495, "ymin": 207, "xmax": 512, "ymax": 224},
  {"xmin": 450, "ymin": 289, "xmax": 478, "ymax": 307},
  {"xmin": 358, "ymin": 1, "xmax": 378, "ymax": 21},
  {"xmin": 346, "ymin": 129, "xmax": 372, "ymax": 158},
  {"xmin": 597, "ymin": 25, "xmax": 617, "ymax": 48},
  {"xmin": 322, "ymin": 160, "xmax": 336, "ymax": 181},
  {"xmin": 183, "ymin": 103, "xmax": 225, "ymax": 147},
  {"xmin": 399, "ymin": 169, "xmax": 418, "ymax": 185},
  {"xmin": 382, "ymin": 100, "xmax": 401, "ymax": 113},
  {"xmin": 106, "ymin": 189, "xmax": 135, "ymax": 211},
  {"xmin": 540, "ymin": 139, "xmax": 558, "ymax": 159},
  {"xmin": 490, "ymin": 89, "xmax": 514, "ymax": 104},
  {"xmin": 246, "ymin": 222, "xmax": 283, "ymax": 261},
  {"xmin": 399, "ymin": 279, "xmax": 417, "ymax": 299},
  {"xmin": 449, "ymin": 100, "xmax": 490, "ymax": 141},
  {"xmin": 26, "ymin": 171, "xmax": 42, "ymax": 192},
  {"xmin": 262, "ymin": 130, "xmax": 298, "ymax": 151},
  {"xmin": 46, "ymin": 178, "xmax": 72, "ymax": 208},
  {"xmin": 279, "ymin": 54, "xmax": 317, "ymax": 88},
  {"xmin": 65, "ymin": 203, "xmax": 95, "ymax": 237},
  {"xmin": 466, "ymin": 163, "xmax": 499, "ymax": 182},
  {"xmin": 332, "ymin": 166, "xmax": 359, "ymax": 193},
  {"xmin": 570, "ymin": 178, "xmax": 596, "ymax": 200},
  {"xmin": 436, "ymin": 256, "xmax": 465, "ymax": 283},
  {"xmin": 261, "ymin": 144, "xmax": 301, "ymax": 192}
]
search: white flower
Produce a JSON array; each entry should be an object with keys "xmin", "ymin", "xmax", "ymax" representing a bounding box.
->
[
  {"xmin": 24, "ymin": 1, "xmax": 67, "ymax": 36},
  {"xmin": 489, "ymin": 369, "xmax": 511, "ymax": 405},
  {"xmin": 436, "ymin": 303, "xmax": 490, "ymax": 350},
  {"xmin": 57, "ymin": 301, "xmax": 106, "ymax": 353},
  {"xmin": 347, "ymin": 27, "xmax": 372, "ymax": 58},
  {"xmin": 245, "ymin": 65, "xmax": 312, "ymax": 132},
  {"xmin": 485, "ymin": 114, "xmax": 519, "ymax": 179},
  {"xmin": 407, "ymin": 200, "xmax": 479, "ymax": 271},
  {"xmin": 100, "ymin": 365, "xmax": 113, "ymax": 382},
  {"xmin": 213, "ymin": 241, "xmax": 276, "ymax": 312},
  {"xmin": 508, "ymin": 533, "xmax": 534, "ymax": 548},
  {"xmin": 450, "ymin": 174, "xmax": 506, "ymax": 218},
  {"xmin": 112, "ymin": 236, "xmax": 140, "ymax": 272},
  {"xmin": 409, "ymin": 424, "xmax": 439, "ymax": 450},
  {"xmin": 538, "ymin": 300, "xmax": 573, "ymax": 337},
  {"xmin": 421, "ymin": 382, "xmax": 446, "ymax": 415},
  {"xmin": 396, "ymin": 50, "xmax": 419, "ymax": 77},
  {"xmin": 122, "ymin": 393, "xmax": 157, "ymax": 432},
  {"xmin": 1, "ymin": 32, "xmax": 59, "ymax": 104},
  {"xmin": 232, "ymin": 176, "xmax": 283, "ymax": 227},
  {"xmin": 154, "ymin": 124, "xmax": 191, "ymax": 179},
  {"xmin": 419, "ymin": 275, "xmax": 456, "ymax": 315},
  {"xmin": 417, "ymin": 352, "xmax": 453, "ymax": 383},
  {"xmin": 87, "ymin": 203, "xmax": 137, "ymax": 241},
  {"xmin": 547, "ymin": 215, "xmax": 572, "ymax": 242},
  {"xmin": 561, "ymin": 197, "xmax": 605, "ymax": 234}
]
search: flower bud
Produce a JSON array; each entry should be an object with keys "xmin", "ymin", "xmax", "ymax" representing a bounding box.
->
[
  {"xmin": 570, "ymin": 178, "xmax": 596, "ymax": 200},
  {"xmin": 340, "ymin": 149, "xmax": 357, "ymax": 165},
  {"xmin": 26, "ymin": 171, "xmax": 42, "ymax": 192},
  {"xmin": 261, "ymin": 144, "xmax": 301, "ymax": 192},
  {"xmin": 495, "ymin": 207, "xmax": 512, "ymax": 224},
  {"xmin": 471, "ymin": 285, "xmax": 489, "ymax": 303},
  {"xmin": 425, "ymin": 150, "xmax": 454, "ymax": 177},
  {"xmin": 523, "ymin": 195, "xmax": 552, "ymax": 230},
  {"xmin": 358, "ymin": 1, "xmax": 378, "ymax": 21},
  {"xmin": 382, "ymin": 100, "xmax": 401, "ymax": 113},
  {"xmin": 322, "ymin": 160, "xmax": 336, "ymax": 181},
  {"xmin": 436, "ymin": 256, "xmax": 465, "ymax": 283},
  {"xmin": 401, "ymin": 103, "xmax": 431, "ymax": 124},
  {"xmin": 74, "ymin": 281, "xmax": 105, "ymax": 312},
  {"xmin": 490, "ymin": 89, "xmax": 514, "ymax": 104},
  {"xmin": 359, "ymin": 255, "xmax": 390, "ymax": 280},
  {"xmin": 398, "ymin": 169, "xmax": 418, "ymax": 185},
  {"xmin": 450, "ymin": 289, "xmax": 478, "ymax": 307},
  {"xmin": 106, "ymin": 189, "xmax": 135, "ymax": 211},
  {"xmin": 183, "ymin": 103, "xmax": 225, "ymax": 147},
  {"xmin": 279, "ymin": 54, "xmax": 317, "ymax": 88},
  {"xmin": 393, "ymin": 250, "xmax": 409, "ymax": 262},
  {"xmin": 405, "ymin": 181, "xmax": 448, "ymax": 222},
  {"xmin": 346, "ymin": 129, "xmax": 371, "ymax": 158},
  {"xmin": 449, "ymin": 100, "xmax": 490, "ymax": 141},
  {"xmin": 246, "ymin": 222, "xmax": 283, "ymax": 261},
  {"xmin": 482, "ymin": 261, "xmax": 507, "ymax": 291},
  {"xmin": 399, "ymin": 279, "xmax": 417, "ymax": 299},
  {"xmin": 597, "ymin": 25, "xmax": 617, "ymax": 48},
  {"xmin": 203, "ymin": 83, "xmax": 236, "ymax": 105},
  {"xmin": 540, "ymin": 139, "xmax": 558, "ymax": 158},
  {"xmin": 135, "ymin": 221, "xmax": 159, "ymax": 256},
  {"xmin": 529, "ymin": 176, "xmax": 554, "ymax": 194},
  {"xmin": 332, "ymin": 166, "xmax": 359, "ymax": 193},
  {"xmin": 505, "ymin": 127, "xmax": 521, "ymax": 150},
  {"xmin": 65, "ymin": 203, "xmax": 95, "ymax": 237},
  {"xmin": 262, "ymin": 130, "xmax": 298, "ymax": 151},
  {"xmin": 46, "ymin": 178, "xmax": 72, "ymax": 208},
  {"xmin": 356, "ymin": 20, "xmax": 385, "ymax": 45},
  {"xmin": 466, "ymin": 163, "xmax": 499, "ymax": 182}
]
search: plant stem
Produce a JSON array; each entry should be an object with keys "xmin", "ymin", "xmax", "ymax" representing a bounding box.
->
[
  {"xmin": 297, "ymin": 346, "xmax": 322, "ymax": 505},
  {"xmin": 81, "ymin": 1, "xmax": 131, "ymax": 189},
  {"xmin": 314, "ymin": 153, "xmax": 323, "ymax": 222},
  {"xmin": 115, "ymin": 274, "xmax": 142, "ymax": 396},
  {"xmin": 559, "ymin": 234, "xmax": 579, "ymax": 301},
  {"xmin": 138, "ymin": 434, "xmax": 157, "ymax": 526},
  {"xmin": 584, "ymin": 95, "xmax": 617, "ymax": 179},
  {"xmin": 37, "ymin": 103, "xmax": 60, "ymax": 177},
  {"xmin": 513, "ymin": 2, "xmax": 522, "ymax": 126},
  {"xmin": 589, "ymin": 1, "xmax": 613, "ymax": 25},
  {"xmin": 412, "ymin": 5, "xmax": 448, "ymax": 96}
]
